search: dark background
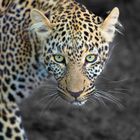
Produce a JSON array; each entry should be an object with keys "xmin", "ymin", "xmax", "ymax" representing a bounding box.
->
[{"xmin": 20, "ymin": 0, "xmax": 140, "ymax": 140}]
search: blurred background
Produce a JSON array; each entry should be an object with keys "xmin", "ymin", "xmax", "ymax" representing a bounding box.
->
[{"xmin": 20, "ymin": 0, "xmax": 140, "ymax": 140}]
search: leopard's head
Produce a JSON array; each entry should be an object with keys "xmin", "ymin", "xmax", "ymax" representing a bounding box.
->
[{"xmin": 30, "ymin": 7, "xmax": 120, "ymax": 106}]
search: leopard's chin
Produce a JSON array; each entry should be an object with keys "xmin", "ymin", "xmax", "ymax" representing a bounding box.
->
[{"xmin": 71, "ymin": 100, "xmax": 87, "ymax": 106}]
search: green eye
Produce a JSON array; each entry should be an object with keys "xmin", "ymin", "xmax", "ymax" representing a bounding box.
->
[
  {"xmin": 54, "ymin": 54, "xmax": 65, "ymax": 63},
  {"xmin": 85, "ymin": 54, "xmax": 97, "ymax": 63}
]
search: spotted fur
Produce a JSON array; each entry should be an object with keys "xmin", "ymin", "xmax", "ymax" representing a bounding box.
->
[{"xmin": 0, "ymin": 0, "xmax": 120, "ymax": 139}]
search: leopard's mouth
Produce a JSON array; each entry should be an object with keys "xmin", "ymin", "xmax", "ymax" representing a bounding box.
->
[{"xmin": 57, "ymin": 88, "xmax": 88, "ymax": 106}]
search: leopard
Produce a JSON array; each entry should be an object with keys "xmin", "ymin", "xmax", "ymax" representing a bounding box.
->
[{"xmin": 0, "ymin": 0, "xmax": 120, "ymax": 139}]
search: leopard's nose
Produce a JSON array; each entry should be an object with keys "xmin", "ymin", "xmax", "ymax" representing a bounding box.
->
[{"xmin": 67, "ymin": 88, "xmax": 84, "ymax": 98}]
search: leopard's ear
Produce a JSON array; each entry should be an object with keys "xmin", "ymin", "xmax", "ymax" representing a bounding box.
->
[
  {"xmin": 100, "ymin": 7, "xmax": 120, "ymax": 42},
  {"xmin": 30, "ymin": 9, "xmax": 54, "ymax": 36}
]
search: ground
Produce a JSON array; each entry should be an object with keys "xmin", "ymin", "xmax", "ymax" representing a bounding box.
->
[{"xmin": 20, "ymin": 0, "xmax": 140, "ymax": 140}]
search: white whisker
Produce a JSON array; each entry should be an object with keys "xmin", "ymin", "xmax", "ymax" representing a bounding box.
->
[
  {"xmin": 91, "ymin": 94, "xmax": 108, "ymax": 108},
  {"xmin": 99, "ymin": 91, "xmax": 120, "ymax": 101},
  {"xmin": 35, "ymin": 92, "xmax": 58, "ymax": 107},
  {"xmin": 95, "ymin": 91, "xmax": 124, "ymax": 109},
  {"xmin": 39, "ymin": 94, "xmax": 59, "ymax": 117}
]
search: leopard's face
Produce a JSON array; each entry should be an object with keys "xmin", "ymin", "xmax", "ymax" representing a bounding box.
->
[
  {"xmin": 30, "ymin": 7, "xmax": 119, "ymax": 106},
  {"xmin": 50, "ymin": 51, "xmax": 103, "ymax": 106},
  {"xmin": 42, "ymin": 34, "xmax": 105, "ymax": 106}
]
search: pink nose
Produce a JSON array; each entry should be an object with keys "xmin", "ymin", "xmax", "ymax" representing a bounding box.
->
[{"xmin": 67, "ymin": 88, "xmax": 84, "ymax": 98}]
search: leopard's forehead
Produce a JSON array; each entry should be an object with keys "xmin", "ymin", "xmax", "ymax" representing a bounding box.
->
[
  {"xmin": 45, "ymin": 8, "xmax": 103, "ymax": 60},
  {"xmin": 46, "ymin": 34, "xmax": 99, "ymax": 60}
]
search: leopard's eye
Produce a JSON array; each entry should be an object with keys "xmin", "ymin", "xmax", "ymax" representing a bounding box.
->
[
  {"xmin": 85, "ymin": 54, "xmax": 97, "ymax": 63},
  {"xmin": 54, "ymin": 54, "xmax": 65, "ymax": 63}
]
